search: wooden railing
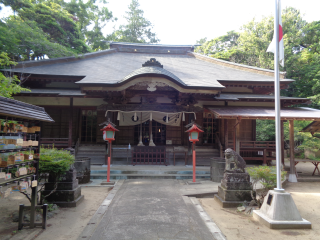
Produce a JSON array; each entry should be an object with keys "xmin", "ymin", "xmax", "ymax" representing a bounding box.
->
[
  {"xmin": 40, "ymin": 138, "xmax": 69, "ymax": 148},
  {"xmin": 240, "ymin": 141, "xmax": 276, "ymax": 149},
  {"xmin": 215, "ymin": 133, "xmax": 224, "ymax": 158}
]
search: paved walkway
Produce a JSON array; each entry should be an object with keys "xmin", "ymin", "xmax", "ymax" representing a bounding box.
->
[{"xmin": 90, "ymin": 179, "xmax": 218, "ymax": 240}]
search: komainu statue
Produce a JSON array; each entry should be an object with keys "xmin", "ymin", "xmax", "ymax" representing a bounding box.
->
[{"xmin": 224, "ymin": 148, "xmax": 246, "ymax": 173}]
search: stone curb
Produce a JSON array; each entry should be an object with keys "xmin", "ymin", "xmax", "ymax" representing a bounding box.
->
[
  {"xmin": 189, "ymin": 197, "xmax": 227, "ymax": 240},
  {"xmin": 76, "ymin": 180, "xmax": 124, "ymax": 240}
]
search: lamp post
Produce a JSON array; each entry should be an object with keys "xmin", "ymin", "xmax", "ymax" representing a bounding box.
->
[
  {"xmin": 186, "ymin": 124, "xmax": 203, "ymax": 182},
  {"xmin": 100, "ymin": 123, "xmax": 119, "ymax": 182}
]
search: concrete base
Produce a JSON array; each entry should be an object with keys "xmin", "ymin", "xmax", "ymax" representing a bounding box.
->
[
  {"xmin": 253, "ymin": 190, "xmax": 311, "ymax": 229},
  {"xmin": 187, "ymin": 181, "xmax": 202, "ymax": 185},
  {"xmin": 253, "ymin": 210, "xmax": 311, "ymax": 229},
  {"xmin": 101, "ymin": 181, "xmax": 115, "ymax": 186},
  {"xmin": 214, "ymin": 194, "xmax": 245, "ymax": 208},
  {"xmin": 288, "ymin": 173, "xmax": 298, "ymax": 182}
]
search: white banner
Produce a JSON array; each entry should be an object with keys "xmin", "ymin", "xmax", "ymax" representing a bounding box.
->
[{"xmin": 117, "ymin": 111, "xmax": 182, "ymax": 126}]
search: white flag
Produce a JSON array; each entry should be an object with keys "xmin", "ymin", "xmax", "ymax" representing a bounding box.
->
[{"xmin": 267, "ymin": 0, "xmax": 284, "ymax": 67}]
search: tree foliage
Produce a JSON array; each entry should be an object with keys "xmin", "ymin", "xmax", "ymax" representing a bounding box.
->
[
  {"xmin": 0, "ymin": 52, "xmax": 29, "ymax": 98},
  {"xmin": 108, "ymin": 0, "xmax": 159, "ymax": 43}
]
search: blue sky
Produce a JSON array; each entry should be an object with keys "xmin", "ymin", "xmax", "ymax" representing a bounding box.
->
[{"xmin": 1, "ymin": 0, "xmax": 319, "ymax": 45}]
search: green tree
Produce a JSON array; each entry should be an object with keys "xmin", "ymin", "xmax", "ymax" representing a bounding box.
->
[
  {"xmin": 108, "ymin": 0, "xmax": 159, "ymax": 43},
  {"xmin": 52, "ymin": 0, "xmax": 116, "ymax": 50},
  {"xmin": 1, "ymin": 0, "xmax": 91, "ymax": 57},
  {"xmin": 0, "ymin": 52, "xmax": 29, "ymax": 98},
  {"xmin": 1, "ymin": 17, "xmax": 76, "ymax": 61}
]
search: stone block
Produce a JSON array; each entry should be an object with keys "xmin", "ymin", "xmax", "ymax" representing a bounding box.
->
[
  {"xmin": 42, "ymin": 186, "xmax": 82, "ymax": 203},
  {"xmin": 44, "ymin": 180, "xmax": 79, "ymax": 191},
  {"xmin": 214, "ymin": 194, "xmax": 245, "ymax": 208},
  {"xmin": 223, "ymin": 172, "xmax": 250, "ymax": 183},
  {"xmin": 218, "ymin": 186, "xmax": 252, "ymax": 202},
  {"xmin": 221, "ymin": 180, "xmax": 252, "ymax": 190},
  {"xmin": 48, "ymin": 168, "xmax": 77, "ymax": 182}
]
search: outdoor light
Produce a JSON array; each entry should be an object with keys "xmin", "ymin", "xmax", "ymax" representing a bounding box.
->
[
  {"xmin": 185, "ymin": 123, "xmax": 204, "ymax": 182},
  {"xmin": 186, "ymin": 124, "xmax": 203, "ymax": 143},
  {"xmin": 100, "ymin": 123, "xmax": 119, "ymax": 182},
  {"xmin": 101, "ymin": 123, "xmax": 119, "ymax": 141}
]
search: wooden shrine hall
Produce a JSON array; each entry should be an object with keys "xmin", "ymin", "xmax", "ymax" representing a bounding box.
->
[{"xmin": 5, "ymin": 42, "xmax": 320, "ymax": 166}]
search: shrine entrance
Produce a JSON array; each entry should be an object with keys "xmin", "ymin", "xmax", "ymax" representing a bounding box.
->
[{"xmin": 134, "ymin": 120, "xmax": 166, "ymax": 146}]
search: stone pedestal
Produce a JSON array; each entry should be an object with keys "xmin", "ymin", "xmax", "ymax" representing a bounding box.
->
[
  {"xmin": 41, "ymin": 168, "xmax": 84, "ymax": 207},
  {"xmin": 253, "ymin": 190, "xmax": 311, "ymax": 229},
  {"xmin": 214, "ymin": 172, "xmax": 252, "ymax": 208}
]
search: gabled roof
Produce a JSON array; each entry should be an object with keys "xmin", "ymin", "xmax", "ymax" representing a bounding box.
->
[
  {"xmin": 0, "ymin": 96, "xmax": 54, "ymax": 122},
  {"xmin": 4, "ymin": 43, "xmax": 292, "ymax": 89}
]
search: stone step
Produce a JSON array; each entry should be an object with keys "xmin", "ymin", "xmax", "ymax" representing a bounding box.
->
[
  {"xmin": 90, "ymin": 173, "xmax": 210, "ymax": 180},
  {"xmin": 91, "ymin": 170, "xmax": 210, "ymax": 175}
]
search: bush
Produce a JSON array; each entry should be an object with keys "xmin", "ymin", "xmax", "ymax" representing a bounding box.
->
[
  {"xmin": 39, "ymin": 147, "xmax": 75, "ymax": 204},
  {"xmin": 247, "ymin": 166, "xmax": 286, "ymax": 207},
  {"xmin": 39, "ymin": 147, "xmax": 74, "ymax": 176}
]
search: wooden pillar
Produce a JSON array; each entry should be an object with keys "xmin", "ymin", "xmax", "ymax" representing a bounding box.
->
[
  {"xmin": 224, "ymin": 119, "xmax": 228, "ymax": 149},
  {"xmin": 236, "ymin": 121, "xmax": 240, "ymax": 154},
  {"xmin": 149, "ymin": 119, "xmax": 155, "ymax": 146},
  {"xmin": 288, "ymin": 120, "xmax": 298, "ymax": 182},
  {"xmin": 281, "ymin": 120, "xmax": 285, "ymax": 166},
  {"xmin": 68, "ymin": 97, "xmax": 73, "ymax": 148}
]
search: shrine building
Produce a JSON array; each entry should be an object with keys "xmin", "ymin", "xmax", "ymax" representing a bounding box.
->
[{"xmin": 6, "ymin": 42, "xmax": 320, "ymax": 166}]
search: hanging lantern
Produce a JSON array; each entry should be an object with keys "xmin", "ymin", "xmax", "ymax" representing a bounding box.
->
[
  {"xmin": 100, "ymin": 123, "xmax": 119, "ymax": 141},
  {"xmin": 186, "ymin": 124, "xmax": 204, "ymax": 143}
]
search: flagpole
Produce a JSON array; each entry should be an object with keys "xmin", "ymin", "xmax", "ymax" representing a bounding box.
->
[{"xmin": 274, "ymin": 0, "xmax": 283, "ymax": 191}]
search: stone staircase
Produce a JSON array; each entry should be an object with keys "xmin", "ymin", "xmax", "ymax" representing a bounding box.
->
[
  {"xmin": 90, "ymin": 168, "xmax": 211, "ymax": 180},
  {"xmin": 188, "ymin": 146, "xmax": 221, "ymax": 166},
  {"xmin": 76, "ymin": 144, "xmax": 220, "ymax": 166},
  {"xmin": 76, "ymin": 144, "xmax": 106, "ymax": 165}
]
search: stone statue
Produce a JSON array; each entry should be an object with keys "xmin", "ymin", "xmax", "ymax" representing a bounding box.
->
[{"xmin": 224, "ymin": 148, "xmax": 246, "ymax": 173}]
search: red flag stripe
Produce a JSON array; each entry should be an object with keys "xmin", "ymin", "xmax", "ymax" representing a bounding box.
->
[{"xmin": 279, "ymin": 24, "xmax": 283, "ymax": 41}]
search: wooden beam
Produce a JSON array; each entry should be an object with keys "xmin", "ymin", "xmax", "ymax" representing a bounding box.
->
[
  {"xmin": 68, "ymin": 97, "xmax": 73, "ymax": 148},
  {"xmin": 281, "ymin": 120, "xmax": 285, "ymax": 166},
  {"xmin": 289, "ymin": 120, "xmax": 295, "ymax": 175},
  {"xmin": 224, "ymin": 119, "xmax": 228, "ymax": 149}
]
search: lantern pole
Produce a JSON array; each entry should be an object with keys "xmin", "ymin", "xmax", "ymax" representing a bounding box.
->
[
  {"xmin": 107, "ymin": 140, "xmax": 111, "ymax": 182},
  {"xmin": 192, "ymin": 142, "xmax": 196, "ymax": 182}
]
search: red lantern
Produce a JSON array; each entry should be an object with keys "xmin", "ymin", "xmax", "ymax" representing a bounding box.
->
[
  {"xmin": 100, "ymin": 124, "xmax": 119, "ymax": 141},
  {"xmin": 186, "ymin": 124, "xmax": 204, "ymax": 143},
  {"xmin": 185, "ymin": 124, "xmax": 203, "ymax": 182}
]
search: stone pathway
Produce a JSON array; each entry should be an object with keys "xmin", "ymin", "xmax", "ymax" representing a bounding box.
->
[{"xmin": 90, "ymin": 179, "xmax": 217, "ymax": 240}]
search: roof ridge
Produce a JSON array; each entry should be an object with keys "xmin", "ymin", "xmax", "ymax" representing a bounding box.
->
[
  {"xmin": 13, "ymin": 49, "xmax": 117, "ymax": 69},
  {"xmin": 188, "ymin": 52, "xmax": 286, "ymax": 79}
]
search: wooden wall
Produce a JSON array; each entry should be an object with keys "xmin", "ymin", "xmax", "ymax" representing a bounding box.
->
[
  {"xmin": 224, "ymin": 119, "xmax": 256, "ymax": 148},
  {"xmin": 41, "ymin": 107, "xmax": 80, "ymax": 144}
]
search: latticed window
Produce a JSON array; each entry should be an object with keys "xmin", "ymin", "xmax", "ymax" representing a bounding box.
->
[
  {"xmin": 81, "ymin": 110, "xmax": 97, "ymax": 143},
  {"xmin": 202, "ymin": 112, "xmax": 218, "ymax": 144}
]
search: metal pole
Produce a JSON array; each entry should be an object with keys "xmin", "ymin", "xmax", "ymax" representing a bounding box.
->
[
  {"xmin": 107, "ymin": 140, "xmax": 111, "ymax": 182},
  {"xmin": 192, "ymin": 142, "xmax": 196, "ymax": 182},
  {"xmin": 274, "ymin": 0, "xmax": 283, "ymax": 191},
  {"xmin": 107, "ymin": 156, "xmax": 111, "ymax": 182}
]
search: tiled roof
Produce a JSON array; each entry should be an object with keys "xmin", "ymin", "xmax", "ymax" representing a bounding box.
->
[
  {"xmin": 120, "ymin": 66, "xmax": 185, "ymax": 86},
  {"xmin": 5, "ymin": 43, "xmax": 291, "ymax": 89},
  {"xmin": 217, "ymin": 94, "xmax": 309, "ymax": 101},
  {"xmin": 0, "ymin": 96, "xmax": 54, "ymax": 122},
  {"xmin": 208, "ymin": 107, "xmax": 320, "ymax": 120},
  {"xmin": 20, "ymin": 89, "xmax": 85, "ymax": 96}
]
